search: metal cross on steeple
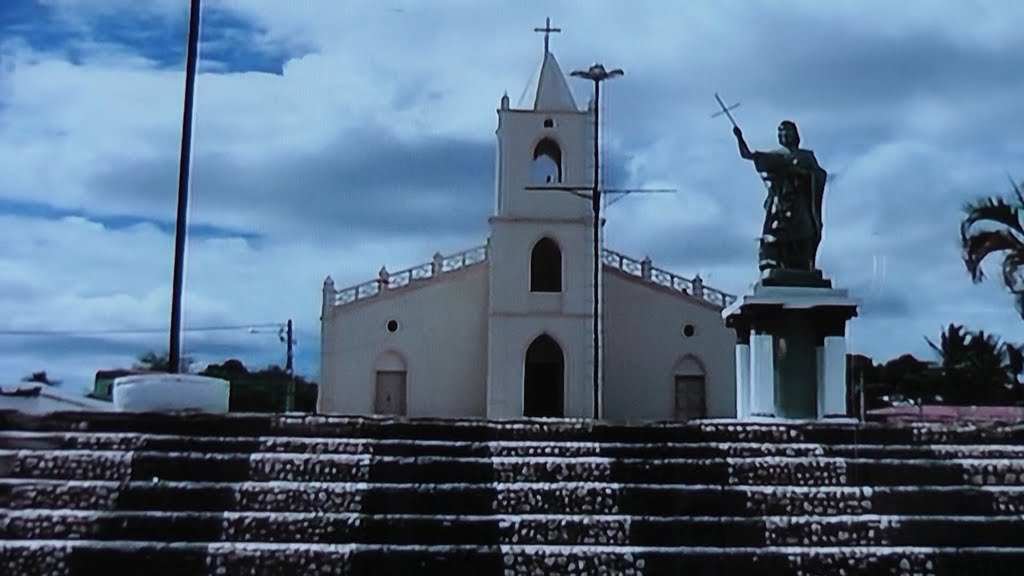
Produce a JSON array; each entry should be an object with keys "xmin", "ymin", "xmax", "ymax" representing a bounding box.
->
[{"xmin": 534, "ymin": 17, "xmax": 561, "ymax": 53}]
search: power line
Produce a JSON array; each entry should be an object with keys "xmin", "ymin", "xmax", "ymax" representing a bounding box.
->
[{"xmin": 0, "ymin": 323, "xmax": 284, "ymax": 337}]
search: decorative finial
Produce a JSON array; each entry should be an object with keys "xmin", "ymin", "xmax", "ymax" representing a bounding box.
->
[
  {"xmin": 533, "ymin": 17, "xmax": 561, "ymax": 54},
  {"xmin": 500, "ymin": 91, "xmax": 510, "ymax": 110}
]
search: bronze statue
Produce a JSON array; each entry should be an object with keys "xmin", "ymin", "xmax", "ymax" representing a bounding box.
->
[{"xmin": 732, "ymin": 121, "xmax": 827, "ymax": 275}]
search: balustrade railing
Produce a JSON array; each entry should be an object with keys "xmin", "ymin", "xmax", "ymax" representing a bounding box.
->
[
  {"xmin": 329, "ymin": 244, "xmax": 734, "ymax": 310},
  {"xmin": 602, "ymin": 248, "xmax": 736, "ymax": 308},
  {"xmin": 332, "ymin": 245, "xmax": 488, "ymax": 307}
]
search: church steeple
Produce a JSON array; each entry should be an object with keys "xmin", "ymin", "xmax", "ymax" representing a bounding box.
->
[{"xmin": 518, "ymin": 18, "xmax": 578, "ymax": 112}]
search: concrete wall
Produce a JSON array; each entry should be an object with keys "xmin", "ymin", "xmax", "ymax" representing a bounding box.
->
[
  {"xmin": 319, "ymin": 265, "xmax": 489, "ymax": 417},
  {"xmin": 603, "ymin": 269, "xmax": 737, "ymax": 421}
]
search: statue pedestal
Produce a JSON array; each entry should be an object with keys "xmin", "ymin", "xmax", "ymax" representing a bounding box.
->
[{"xmin": 723, "ymin": 281, "xmax": 858, "ymax": 420}]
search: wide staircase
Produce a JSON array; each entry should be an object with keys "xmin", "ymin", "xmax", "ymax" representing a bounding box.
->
[{"xmin": 2, "ymin": 411, "xmax": 1024, "ymax": 575}]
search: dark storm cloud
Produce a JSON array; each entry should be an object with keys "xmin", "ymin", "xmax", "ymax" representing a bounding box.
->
[
  {"xmin": 89, "ymin": 127, "xmax": 493, "ymax": 240},
  {"xmin": 728, "ymin": 11, "xmax": 1024, "ymax": 110},
  {"xmin": 612, "ymin": 10, "xmax": 1024, "ymax": 149},
  {"xmin": 90, "ymin": 123, "xmax": 636, "ymax": 243},
  {"xmin": 611, "ymin": 210, "xmax": 762, "ymax": 272},
  {"xmin": 0, "ymin": 332, "xmax": 270, "ymax": 364}
]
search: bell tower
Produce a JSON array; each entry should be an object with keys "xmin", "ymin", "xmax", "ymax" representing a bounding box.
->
[{"xmin": 486, "ymin": 20, "xmax": 598, "ymax": 419}]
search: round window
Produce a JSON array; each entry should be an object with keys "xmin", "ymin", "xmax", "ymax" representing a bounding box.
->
[
  {"xmin": 683, "ymin": 324, "xmax": 696, "ymax": 338},
  {"xmin": 386, "ymin": 319, "xmax": 400, "ymax": 333}
]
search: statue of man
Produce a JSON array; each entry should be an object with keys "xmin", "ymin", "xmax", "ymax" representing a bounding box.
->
[{"xmin": 733, "ymin": 121, "xmax": 827, "ymax": 274}]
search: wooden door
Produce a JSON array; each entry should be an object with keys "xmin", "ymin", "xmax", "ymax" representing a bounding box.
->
[
  {"xmin": 374, "ymin": 371, "xmax": 407, "ymax": 415},
  {"xmin": 674, "ymin": 375, "xmax": 706, "ymax": 420}
]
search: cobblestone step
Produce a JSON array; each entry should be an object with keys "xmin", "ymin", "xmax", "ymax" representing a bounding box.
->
[
  {"xmin": 6, "ymin": 480, "xmax": 1024, "ymax": 516},
  {"xmin": 4, "ymin": 510, "xmax": 1024, "ymax": 548},
  {"xmin": 5, "ymin": 411, "xmax": 1024, "ymax": 445},
  {"xmin": 5, "ymin": 450, "xmax": 1024, "ymax": 486},
  {"xmin": 7, "ymin": 431, "xmax": 1024, "ymax": 460},
  {"xmin": 2, "ymin": 540, "xmax": 1024, "ymax": 576}
]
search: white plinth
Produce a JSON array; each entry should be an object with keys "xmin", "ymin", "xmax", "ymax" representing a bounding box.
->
[
  {"xmin": 735, "ymin": 343, "xmax": 751, "ymax": 418},
  {"xmin": 822, "ymin": 336, "xmax": 848, "ymax": 416},
  {"xmin": 723, "ymin": 284, "xmax": 855, "ymax": 316},
  {"xmin": 749, "ymin": 333, "xmax": 775, "ymax": 416},
  {"xmin": 113, "ymin": 374, "xmax": 230, "ymax": 413},
  {"xmin": 725, "ymin": 280, "xmax": 858, "ymax": 421}
]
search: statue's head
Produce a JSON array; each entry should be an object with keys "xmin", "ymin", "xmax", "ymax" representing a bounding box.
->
[{"xmin": 777, "ymin": 120, "xmax": 800, "ymax": 148}]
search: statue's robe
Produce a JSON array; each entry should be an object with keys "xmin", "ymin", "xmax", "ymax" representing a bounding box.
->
[{"xmin": 750, "ymin": 147, "xmax": 827, "ymax": 271}]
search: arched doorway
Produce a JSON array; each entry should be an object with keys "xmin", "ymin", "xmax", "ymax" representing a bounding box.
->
[
  {"xmin": 673, "ymin": 355, "xmax": 707, "ymax": 420},
  {"xmin": 523, "ymin": 334, "xmax": 564, "ymax": 417}
]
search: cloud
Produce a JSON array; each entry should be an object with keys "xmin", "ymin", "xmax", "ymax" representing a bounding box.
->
[{"xmin": 2, "ymin": 0, "xmax": 1024, "ymax": 393}]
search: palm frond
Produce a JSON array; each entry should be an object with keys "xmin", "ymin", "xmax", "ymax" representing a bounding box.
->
[
  {"xmin": 1001, "ymin": 248, "xmax": 1024, "ymax": 293},
  {"xmin": 1007, "ymin": 172, "xmax": 1024, "ymax": 206},
  {"xmin": 1004, "ymin": 343, "xmax": 1024, "ymax": 378},
  {"xmin": 963, "ymin": 229, "xmax": 1024, "ymax": 283},
  {"xmin": 960, "ymin": 196, "xmax": 1024, "ymax": 243}
]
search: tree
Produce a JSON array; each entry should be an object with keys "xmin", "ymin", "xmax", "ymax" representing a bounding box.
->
[
  {"xmin": 926, "ymin": 324, "xmax": 1022, "ymax": 405},
  {"xmin": 21, "ymin": 371, "xmax": 60, "ymax": 386},
  {"xmin": 199, "ymin": 359, "xmax": 318, "ymax": 413},
  {"xmin": 134, "ymin": 351, "xmax": 194, "ymax": 373},
  {"xmin": 961, "ymin": 177, "xmax": 1024, "ymax": 318}
]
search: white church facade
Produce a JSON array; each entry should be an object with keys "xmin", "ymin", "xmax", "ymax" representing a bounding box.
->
[{"xmin": 318, "ymin": 38, "xmax": 739, "ymax": 421}]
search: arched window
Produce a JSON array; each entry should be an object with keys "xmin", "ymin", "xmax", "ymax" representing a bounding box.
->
[
  {"xmin": 529, "ymin": 137, "xmax": 562, "ymax": 184},
  {"xmin": 530, "ymin": 237, "xmax": 562, "ymax": 292}
]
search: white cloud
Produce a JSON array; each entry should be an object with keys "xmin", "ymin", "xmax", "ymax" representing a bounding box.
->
[{"xmin": 2, "ymin": 0, "xmax": 1024, "ymax": 393}]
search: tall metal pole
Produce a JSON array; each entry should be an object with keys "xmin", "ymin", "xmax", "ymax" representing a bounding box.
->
[
  {"xmin": 591, "ymin": 79, "xmax": 601, "ymax": 420},
  {"xmin": 168, "ymin": 0, "xmax": 202, "ymax": 374},
  {"xmin": 571, "ymin": 63, "xmax": 622, "ymax": 420}
]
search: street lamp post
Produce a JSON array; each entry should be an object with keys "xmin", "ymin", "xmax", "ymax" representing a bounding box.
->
[
  {"xmin": 168, "ymin": 0, "xmax": 203, "ymax": 374},
  {"xmin": 570, "ymin": 63, "xmax": 623, "ymax": 420}
]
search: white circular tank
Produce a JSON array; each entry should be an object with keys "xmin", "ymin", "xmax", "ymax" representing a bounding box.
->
[{"xmin": 112, "ymin": 374, "xmax": 230, "ymax": 413}]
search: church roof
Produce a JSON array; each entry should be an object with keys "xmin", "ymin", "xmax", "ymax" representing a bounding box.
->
[{"xmin": 517, "ymin": 50, "xmax": 579, "ymax": 112}]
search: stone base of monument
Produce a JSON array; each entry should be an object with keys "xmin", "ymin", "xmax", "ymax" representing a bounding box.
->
[{"xmin": 724, "ymin": 276, "xmax": 858, "ymax": 420}]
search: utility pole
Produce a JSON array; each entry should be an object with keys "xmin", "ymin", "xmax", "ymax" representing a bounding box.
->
[
  {"xmin": 282, "ymin": 319, "xmax": 296, "ymax": 411},
  {"xmin": 168, "ymin": 0, "xmax": 203, "ymax": 374}
]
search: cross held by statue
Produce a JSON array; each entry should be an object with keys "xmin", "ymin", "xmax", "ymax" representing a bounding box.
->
[{"xmin": 534, "ymin": 17, "xmax": 561, "ymax": 53}]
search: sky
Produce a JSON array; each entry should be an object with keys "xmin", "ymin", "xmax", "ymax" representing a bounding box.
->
[{"xmin": 1, "ymin": 0, "xmax": 1022, "ymax": 395}]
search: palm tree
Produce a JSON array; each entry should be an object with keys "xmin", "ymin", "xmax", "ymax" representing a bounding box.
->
[
  {"xmin": 927, "ymin": 324, "xmax": 1024, "ymax": 405},
  {"xmin": 961, "ymin": 176, "xmax": 1024, "ymax": 318}
]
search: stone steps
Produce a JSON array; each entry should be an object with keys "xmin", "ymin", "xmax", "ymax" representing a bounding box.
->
[
  {"xmin": 4, "ymin": 412, "xmax": 1024, "ymax": 574},
  {"xmin": 3, "ymin": 541, "xmax": 1024, "ymax": 576},
  {"xmin": 5, "ymin": 449, "xmax": 1024, "ymax": 486},
  {"xmin": 6, "ymin": 480, "xmax": 1024, "ymax": 516},
  {"xmin": 5, "ymin": 509, "xmax": 1024, "ymax": 548},
  {"xmin": 5, "ymin": 411, "xmax": 1024, "ymax": 444},
  {"xmin": 7, "ymin": 431, "xmax": 1024, "ymax": 459}
]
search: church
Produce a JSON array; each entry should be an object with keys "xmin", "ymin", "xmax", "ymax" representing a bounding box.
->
[{"xmin": 318, "ymin": 30, "xmax": 739, "ymax": 421}]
